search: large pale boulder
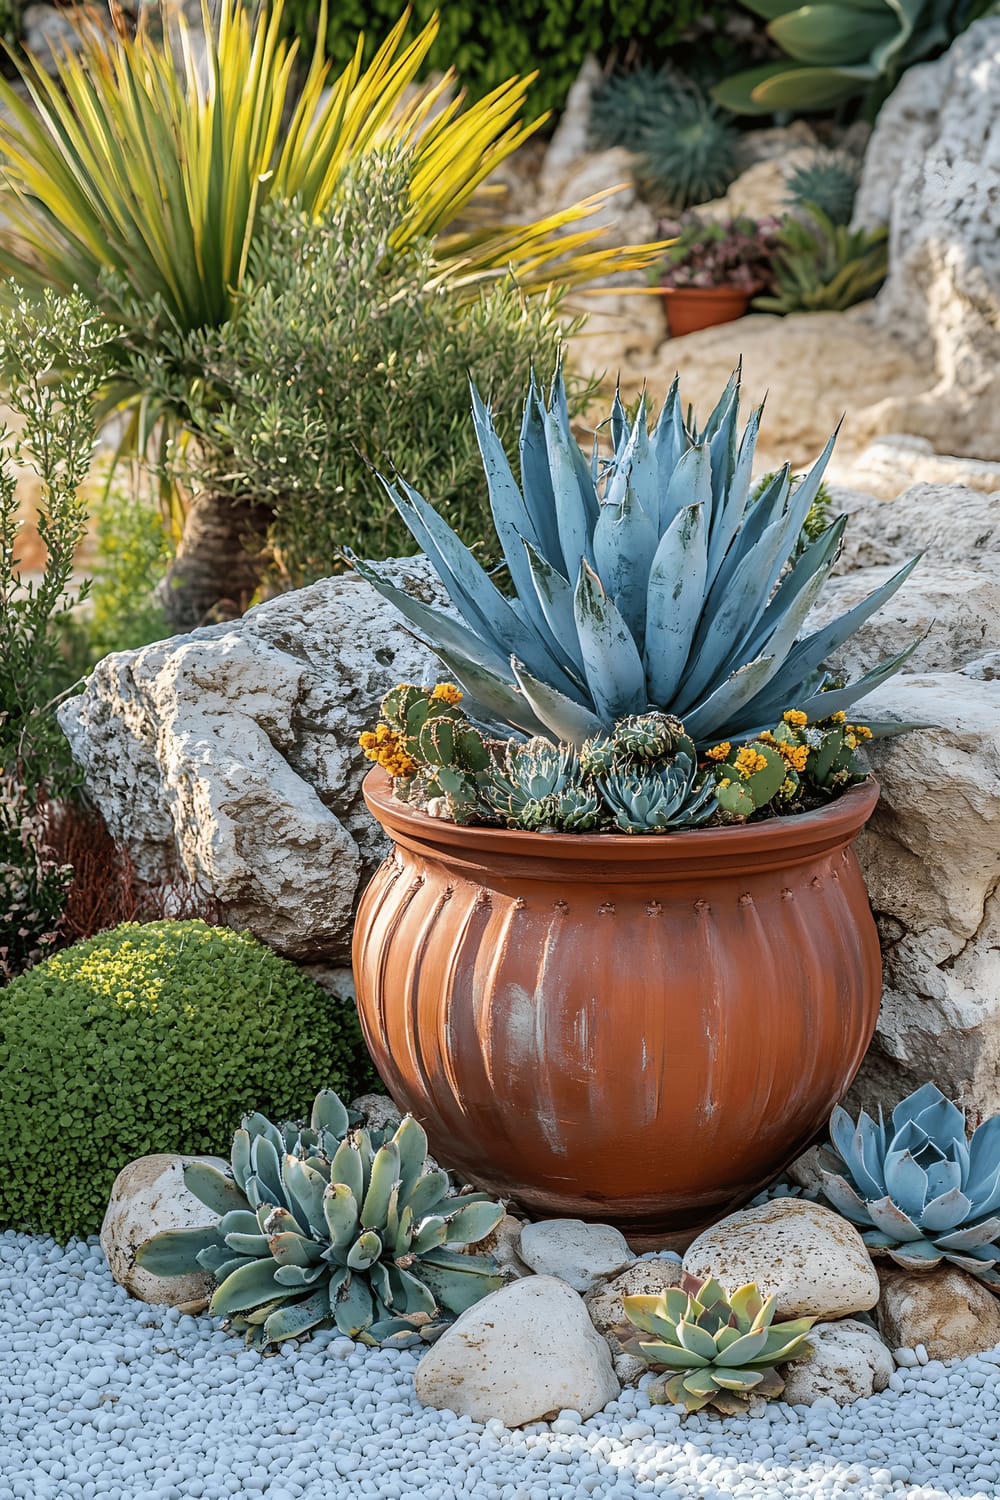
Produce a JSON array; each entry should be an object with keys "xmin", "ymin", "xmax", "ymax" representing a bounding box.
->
[
  {"xmin": 857, "ymin": 21, "xmax": 1000, "ymax": 460},
  {"xmin": 848, "ymin": 672, "xmax": 1000, "ymax": 1120},
  {"xmin": 846, "ymin": 435, "xmax": 1000, "ymax": 502},
  {"xmin": 100, "ymin": 1153, "xmax": 228, "ymax": 1306},
  {"xmin": 414, "ymin": 1276, "xmax": 620, "ymax": 1426},
  {"xmin": 57, "ymin": 558, "xmax": 446, "ymax": 961},
  {"xmin": 518, "ymin": 1219, "xmax": 633, "ymax": 1294},
  {"xmin": 831, "ymin": 480, "xmax": 1000, "ymax": 574},
  {"xmin": 876, "ymin": 1267, "xmax": 1000, "ymax": 1363},
  {"xmin": 683, "ymin": 1201, "xmax": 880, "ymax": 1321},
  {"xmin": 781, "ymin": 1319, "xmax": 894, "ymax": 1407}
]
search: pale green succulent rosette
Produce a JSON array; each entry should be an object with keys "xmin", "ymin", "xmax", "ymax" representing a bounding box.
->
[{"xmin": 136, "ymin": 1090, "xmax": 505, "ymax": 1348}]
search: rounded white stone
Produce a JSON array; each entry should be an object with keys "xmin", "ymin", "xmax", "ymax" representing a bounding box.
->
[
  {"xmin": 518, "ymin": 1220, "xmax": 633, "ymax": 1294},
  {"xmin": 100, "ymin": 1153, "xmax": 228, "ymax": 1306}
]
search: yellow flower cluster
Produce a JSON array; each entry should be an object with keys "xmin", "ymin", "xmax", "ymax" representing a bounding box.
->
[
  {"xmin": 846, "ymin": 723, "xmax": 873, "ymax": 740},
  {"xmin": 759, "ymin": 731, "xmax": 809, "ymax": 772},
  {"xmin": 431, "ymin": 682, "xmax": 463, "ymax": 704},
  {"xmin": 734, "ymin": 747, "xmax": 769, "ymax": 776},
  {"xmin": 704, "ymin": 742, "xmax": 731, "ymax": 762},
  {"xmin": 359, "ymin": 724, "xmax": 416, "ymax": 778},
  {"xmin": 830, "ymin": 711, "xmax": 847, "ymax": 724},
  {"xmin": 783, "ymin": 709, "xmax": 808, "ymax": 727}
]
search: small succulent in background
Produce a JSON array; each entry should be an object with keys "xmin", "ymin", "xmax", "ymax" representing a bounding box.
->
[
  {"xmin": 784, "ymin": 150, "xmax": 860, "ymax": 228},
  {"xmin": 654, "ymin": 212, "xmax": 781, "ymax": 293},
  {"xmin": 589, "ymin": 64, "xmax": 684, "ymax": 150},
  {"xmin": 621, "ymin": 1272, "xmax": 815, "ymax": 1414},
  {"xmin": 821, "ymin": 1083, "xmax": 1000, "ymax": 1285},
  {"xmin": 753, "ymin": 205, "xmax": 888, "ymax": 315},
  {"xmin": 600, "ymin": 756, "xmax": 716, "ymax": 833},
  {"xmin": 634, "ymin": 91, "xmax": 740, "ymax": 212},
  {"xmin": 136, "ymin": 1089, "xmax": 505, "ymax": 1348}
]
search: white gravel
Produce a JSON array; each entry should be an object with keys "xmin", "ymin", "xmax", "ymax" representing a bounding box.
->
[{"xmin": 2, "ymin": 1230, "xmax": 999, "ymax": 1500}]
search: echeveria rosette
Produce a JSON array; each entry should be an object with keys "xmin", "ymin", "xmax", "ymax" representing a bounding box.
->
[
  {"xmin": 621, "ymin": 1273, "xmax": 816, "ymax": 1415},
  {"xmin": 822, "ymin": 1083, "xmax": 1000, "ymax": 1284},
  {"xmin": 136, "ymin": 1089, "xmax": 505, "ymax": 1348}
]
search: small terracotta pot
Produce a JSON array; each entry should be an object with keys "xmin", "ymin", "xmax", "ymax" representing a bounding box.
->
[
  {"xmin": 661, "ymin": 284, "xmax": 751, "ymax": 338},
  {"xmin": 353, "ymin": 770, "xmax": 882, "ymax": 1238}
]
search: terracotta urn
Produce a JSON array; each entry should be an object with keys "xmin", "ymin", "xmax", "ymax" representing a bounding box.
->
[
  {"xmin": 353, "ymin": 769, "xmax": 882, "ymax": 1240},
  {"xmin": 660, "ymin": 284, "xmax": 751, "ymax": 338}
]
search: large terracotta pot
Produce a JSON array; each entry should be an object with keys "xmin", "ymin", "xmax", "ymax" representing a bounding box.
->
[
  {"xmin": 660, "ymin": 284, "xmax": 751, "ymax": 338},
  {"xmin": 353, "ymin": 769, "xmax": 882, "ymax": 1239}
]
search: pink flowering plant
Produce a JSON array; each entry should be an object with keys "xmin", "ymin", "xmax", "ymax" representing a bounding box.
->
[{"xmin": 656, "ymin": 212, "xmax": 781, "ymax": 293}]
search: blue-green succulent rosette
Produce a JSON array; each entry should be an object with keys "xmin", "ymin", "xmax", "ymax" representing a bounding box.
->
[{"xmin": 822, "ymin": 1083, "xmax": 1000, "ymax": 1284}]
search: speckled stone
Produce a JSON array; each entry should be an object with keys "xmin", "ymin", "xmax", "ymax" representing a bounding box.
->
[{"xmin": 683, "ymin": 1199, "xmax": 880, "ymax": 1320}]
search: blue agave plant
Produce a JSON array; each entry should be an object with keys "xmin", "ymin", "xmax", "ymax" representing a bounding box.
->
[
  {"xmin": 822, "ymin": 1083, "xmax": 1000, "ymax": 1284},
  {"xmin": 349, "ymin": 367, "xmax": 918, "ymax": 747}
]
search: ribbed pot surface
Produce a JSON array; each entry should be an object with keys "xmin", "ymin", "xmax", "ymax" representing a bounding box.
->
[{"xmin": 353, "ymin": 770, "xmax": 882, "ymax": 1236}]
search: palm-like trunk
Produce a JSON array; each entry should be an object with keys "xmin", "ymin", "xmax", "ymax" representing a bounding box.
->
[{"xmin": 159, "ymin": 491, "xmax": 273, "ymax": 633}]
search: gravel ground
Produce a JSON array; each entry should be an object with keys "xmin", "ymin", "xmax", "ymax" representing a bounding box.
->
[{"xmin": 2, "ymin": 1231, "xmax": 999, "ymax": 1500}]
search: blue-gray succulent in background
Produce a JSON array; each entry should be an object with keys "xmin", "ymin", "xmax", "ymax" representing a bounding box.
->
[
  {"xmin": 349, "ymin": 366, "xmax": 919, "ymax": 747},
  {"xmin": 821, "ymin": 1083, "xmax": 1000, "ymax": 1284}
]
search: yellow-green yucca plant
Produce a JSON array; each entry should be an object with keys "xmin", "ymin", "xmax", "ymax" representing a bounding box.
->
[{"xmin": 0, "ymin": 0, "xmax": 661, "ymax": 626}]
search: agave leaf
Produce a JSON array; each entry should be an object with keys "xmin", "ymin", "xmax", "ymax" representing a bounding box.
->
[
  {"xmin": 510, "ymin": 657, "xmax": 605, "ymax": 747},
  {"xmin": 518, "ymin": 378, "xmax": 565, "ymax": 570},
  {"xmin": 411, "ymin": 1216, "xmax": 449, "ymax": 1254},
  {"xmin": 394, "ymin": 1203, "xmax": 415, "ymax": 1258},
  {"xmin": 910, "ymin": 1089, "xmax": 968, "ymax": 1149},
  {"xmin": 218, "ymin": 1209, "xmax": 261, "ymax": 1238},
  {"xmin": 882, "ymin": 1149, "xmax": 930, "ymax": 1220},
  {"xmin": 367, "ymin": 1260, "xmax": 393, "ymax": 1317},
  {"xmin": 361, "ymin": 1141, "xmax": 401, "ymax": 1230},
  {"xmin": 864, "ymin": 1195, "xmax": 925, "ymax": 1243},
  {"xmin": 967, "ymin": 1117, "xmax": 1000, "ymax": 1209},
  {"xmin": 311, "ymin": 1089, "xmax": 350, "ymax": 1140},
  {"xmin": 797, "ymin": 639, "xmax": 923, "ymax": 722},
  {"xmin": 273, "ymin": 1262, "xmax": 327, "ymax": 1287},
  {"xmin": 182, "ymin": 1162, "xmax": 248, "ymax": 1216},
  {"xmin": 388, "ymin": 1263, "xmax": 439, "ymax": 1318},
  {"xmin": 752, "ymin": 1326, "xmax": 815, "ymax": 1364},
  {"xmin": 623, "ymin": 1294, "xmax": 672, "ymax": 1337},
  {"xmin": 712, "ymin": 1327, "xmax": 770, "ymax": 1366},
  {"xmin": 248, "ymin": 1136, "xmax": 284, "ymax": 1207},
  {"xmin": 544, "ymin": 406, "xmax": 596, "ymax": 579},
  {"xmin": 323, "ymin": 1182, "xmax": 360, "ymax": 1252},
  {"xmin": 269, "ymin": 1231, "xmax": 323, "ymax": 1268},
  {"xmin": 522, "ymin": 539, "xmax": 586, "ymax": 677},
  {"xmin": 644, "ymin": 503, "xmax": 708, "ymax": 707},
  {"xmin": 712, "ymin": 1366, "xmax": 767, "ymax": 1391},
  {"xmin": 402, "ymin": 1169, "xmax": 452, "ymax": 1223},
  {"xmin": 931, "ymin": 1217, "xmax": 1000, "ymax": 1252},
  {"xmin": 919, "ymin": 1186, "xmax": 974, "ymax": 1234},
  {"xmin": 658, "ymin": 440, "xmax": 711, "ymax": 537},
  {"xmin": 332, "ymin": 1272, "xmax": 374, "ymax": 1337},
  {"xmin": 728, "ymin": 1283, "xmax": 765, "ymax": 1330},
  {"xmin": 330, "ymin": 1139, "xmax": 365, "ymax": 1206},
  {"xmin": 682, "ymin": 656, "xmax": 777, "ymax": 742},
  {"xmin": 415, "ymin": 1247, "xmax": 504, "ymax": 1314},
  {"xmin": 884, "ymin": 1241, "xmax": 945, "ymax": 1271},
  {"xmin": 608, "ymin": 397, "xmax": 659, "ymax": 521},
  {"xmin": 682, "ymin": 1367, "xmax": 724, "ymax": 1397},
  {"xmin": 391, "ymin": 1116, "xmax": 428, "ymax": 1206},
  {"xmin": 768, "ymin": 5, "xmax": 895, "ymax": 66},
  {"xmin": 820, "ymin": 1170, "xmax": 874, "ymax": 1224},
  {"xmin": 346, "ymin": 1230, "xmax": 383, "ymax": 1271},
  {"xmin": 224, "ymin": 1229, "xmax": 272, "ymax": 1256},
  {"xmin": 650, "ymin": 373, "xmax": 688, "ymax": 498},
  {"xmin": 209, "ymin": 1256, "xmax": 282, "ymax": 1316},
  {"xmin": 230, "ymin": 1128, "xmax": 253, "ymax": 1193},
  {"xmin": 443, "ymin": 1199, "xmax": 505, "ymax": 1245},
  {"xmin": 431, "ymin": 647, "xmax": 550, "ymax": 738},
  {"xmin": 573, "ymin": 561, "xmax": 647, "ymax": 723},
  {"xmin": 136, "ymin": 1224, "xmax": 223, "ymax": 1276},
  {"xmin": 593, "ymin": 480, "xmax": 659, "ymax": 640},
  {"xmin": 261, "ymin": 1288, "xmax": 331, "ymax": 1343},
  {"xmin": 280, "ymin": 1156, "xmax": 330, "ymax": 1242},
  {"xmin": 659, "ymin": 1371, "xmax": 714, "ymax": 1412}
]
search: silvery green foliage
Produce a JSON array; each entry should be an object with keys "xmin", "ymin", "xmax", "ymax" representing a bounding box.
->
[
  {"xmin": 599, "ymin": 755, "xmax": 716, "ymax": 834},
  {"xmin": 351, "ymin": 368, "xmax": 918, "ymax": 747},
  {"xmin": 136, "ymin": 1089, "xmax": 505, "ymax": 1348},
  {"xmin": 822, "ymin": 1083, "xmax": 1000, "ymax": 1284}
]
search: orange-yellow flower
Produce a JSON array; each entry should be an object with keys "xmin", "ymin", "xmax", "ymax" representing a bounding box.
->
[
  {"xmin": 783, "ymin": 709, "xmax": 808, "ymax": 727},
  {"xmin": 704, "ymin": 742, "xmax": 731, "ymax": 762},
  {"xmin": 431, "ymin": 682, "xmax": 463, "ymax": 704}
]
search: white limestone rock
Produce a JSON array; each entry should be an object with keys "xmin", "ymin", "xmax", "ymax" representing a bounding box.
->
[
  {"xmin": 414, "ymin": 1276, "xmax": 620, "ymax": 1426},
  {"xmin": 683, "ymin": 1200, "xmax": 880, "ymax": 1321},
  {"xmin": 845, "ymin": 436, "xmax": 1000, "ymax": 504},
  {"xmin": 100, "ymin": 1153, "xmax": 228, "ymax": 1306},
  {"xmin": 876, "ymin": 1266, "xmax": 1000, "ymax": 1363},
  {"xmin": 518, "ymin": 1219, "xmax": 634, "ymax": 1294},
  {"xmin": 57, "ymin": 558, "xmax": 447, "ymax": 961},
  {"xmin": 780, "ymin": 1319, "xmax": 894, "ymax": 1407}
]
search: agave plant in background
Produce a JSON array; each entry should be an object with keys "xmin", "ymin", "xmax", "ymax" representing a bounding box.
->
[
  {"xmin": 753, "ymin": 206, "xmax": 889, "ymax": 314},
  {"xmin": 351, "ymin": 366, "xmax": 919, "ymax": 748},
  {"xmin": 713, "ymin": 0, "xmax": 999, "ymax": 116},
  {"xmin": 0, "ymin": 0, "xmax": 661, "ymax": 628},
  {"xmin": 785, "ymin": 150, "xmax": 861, "ymax": 227},
  {"xmin": 621, "ymin": 1273, "xmax": 816, "ymax": 1414},
  {"xmin": 136, "ymin": 1089, "xmax": 505, "ymax": 1348},
  {"xmin": 821, "ymin": 1083, "xmax": 1000, "ymax": 1284}
]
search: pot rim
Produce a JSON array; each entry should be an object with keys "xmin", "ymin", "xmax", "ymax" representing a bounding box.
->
[
  {"xmin": 659, "ymin": 284, "xmax": 752, "ymax": 299},
  {"xmin": 362, "ymin": 766, "xmax": 880, "ymax": 876}
]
